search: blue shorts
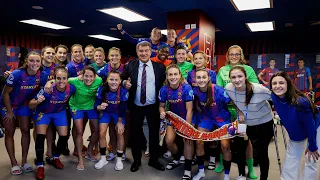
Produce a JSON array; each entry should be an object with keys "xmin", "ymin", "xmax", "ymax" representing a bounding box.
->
[
  {"xmin": 197, "ymin": 119, "xmax": 230, "ymax": 131},
  {"xmin": 70, "ymin": 109, "xmax": 99, "ymax": 120},
  {"xmin": 100, "ymin": 112, "xmax": 126, "ymax": 124},
  {"xmin": 1, "ymin": 106, "xmax": 31, "ymax": 117},
  {"xmin": 35, "ymin": 110, "xmax": 68, "ymax": 127}
]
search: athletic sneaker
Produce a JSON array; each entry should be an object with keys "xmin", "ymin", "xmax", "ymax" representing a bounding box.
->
[
  {"xmin": 115, "ymin": 159, "xmax": 124, "ymax": 171},
  {"xmin": 236, "ymin": 175, "xmax": 246, "ymax": 180},
  {"xmin": 95, "ymin": 157, "xmax": 108, "ymax": 169},
  {"xmin": 163, "ymin": 150, "xmax": 172, "ymax": 159}
]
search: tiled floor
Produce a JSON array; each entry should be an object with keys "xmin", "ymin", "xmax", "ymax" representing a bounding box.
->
[{"xmin": 0, "ymin": 125, "xmax": 291, "ymax": 180}]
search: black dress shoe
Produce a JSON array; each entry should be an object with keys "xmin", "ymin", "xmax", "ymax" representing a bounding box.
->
[
  {"xmin": 130, "ymin": 161, "xmax": 141, "ymax": 172},
  {"xmin": 148, "ymin": 161, "xmax": 165, "ymax": 171}
]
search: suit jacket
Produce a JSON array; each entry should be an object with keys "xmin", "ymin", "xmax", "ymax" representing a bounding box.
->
[{"xmin": 121, "ymin": 58, "xmax": 166, "ymax": 110}]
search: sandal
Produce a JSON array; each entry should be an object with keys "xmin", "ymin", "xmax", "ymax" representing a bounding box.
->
[
  {"xmin": 21, "ymin": 163, "xmax": 34, "ymax": 173},
  {"xmin": 166, "ymin": 161, "xmax": 180, "ymax": 170},
  {"xmin": 11, "ymin": 165, "xmax": 22, "ymax": 175},
  {"xmin": 85, "ymin": 153, "xmax": 98, "ymax": 162},
  {"xmin": 76, "ymin": 164, "xmax": 84, "ymax": 171}
]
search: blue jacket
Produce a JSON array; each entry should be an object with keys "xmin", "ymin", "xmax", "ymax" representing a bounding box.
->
[{"xmin": 271, "ymin": 93, "xmax": 320, "ymax": 152}]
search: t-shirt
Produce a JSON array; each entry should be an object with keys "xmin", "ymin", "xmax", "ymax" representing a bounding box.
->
[
  {"xmin": 68, "ymin": 76, "xmax": 103, "ymax": 110},
  {"xmin": 187, "ymin": 68, "xmax": 216, "ymax": 87},
  {"xmin": 91, "ymin": 62, "xmax": 107, "ymax": 72},
  {"xmin": 97, "ymin": 63, "xmax": 124, "ymax": 81},
  {"xmin": 216, "ymin": 64, "xmax": 259, "ymax": 87},
  {"xmin": 150, "ymin": 57, "xmax": 171, "ymax": 67},
  {"xmin": 168, "ymin": 42, "xmax": 189, "ymax": 61},
  {"xmin": 5, "ymin": 69, "xmax": 48, "ymax": 109},
  {"xmin": 42, "ymin": 63, "xmax": 56, "ymax": 80},
  {"xmin": 35, "ymin": 84, "xmax": 76, "ymax": 114},
  {"xmin": 95, "ymin": 86, "xmax": 128, "ymax": 117},
  {"xmin": 294, "ymin": 67, "xmax": 311, "ymax": 91},
  {"xmin": 177, "ymin": 62, "xmax": 194, "ymax": 79},
  {"xmin": 225, "ymin": 83, "xmax": 273, "ymax": 126},
  {"xmin": 193, "ymin": 84, "xmax": 231, "ymax": 122},
  {"xmin": 158, "ymin": 83, "xmax": 193, "ymax": 119},
  {"xmin": 66, "ymin": 60, "xmax": 85, "ymax": 78},
  {"xmin": 261, "ymin": 67, "xmax": 280, "ymax": 88}
]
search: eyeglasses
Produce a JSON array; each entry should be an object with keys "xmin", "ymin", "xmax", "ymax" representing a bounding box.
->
[{"xmin": 229, "ymin": 53, "xmax": 241, "ymax": 57}]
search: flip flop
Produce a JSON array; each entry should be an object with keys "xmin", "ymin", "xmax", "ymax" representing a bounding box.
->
[
  {"xmin": 21, "ymin": 163, "xmax": 34, "ymax": 173},
  {"xmin": 76, "ymin": 164, "xmax": 84, "ymax": 171},
  {"xmin": 11, "ymin": 165, "xmax": 22, "ymax": 175}
]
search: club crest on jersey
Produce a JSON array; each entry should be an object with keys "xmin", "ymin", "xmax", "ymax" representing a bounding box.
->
[
  {"xmin": 37, "ymin": 112, "xmax": 44, "ymax": 121},
  {"xmin": 36, "ymin": 79, "xmax": 40, "ymax": 83},
  {"xmin": 178, "ymin": 92, "xmax": 182, "ymax": 97}
]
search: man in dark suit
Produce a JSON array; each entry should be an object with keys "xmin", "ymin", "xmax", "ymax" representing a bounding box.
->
[{"xmin": 121, "ymin": 41, "xmax": 166, "ymax": 172}]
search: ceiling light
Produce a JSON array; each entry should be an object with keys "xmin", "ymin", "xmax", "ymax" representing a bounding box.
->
[
  {"xmin": 98, "ymin": 7, "xmax": 151, "ymax": 22},
  {"xmin": 246, "ymin": 21, "xmax": 275, "ymax": 32},
  {"xmin": 161, "ymin": 30, "xmax": 167, "ymax": 35},
  {"xmin": 231, "ymin": 0, "xmax": 273, "ymax": 11},
  {"xmin": 32, "ymin": 6, "xmax": 43, "ymax": 10},
  {"xmin": 89, "ymin": 35, "xmax": 120, "ymax": 41},
  {"xmin": 20, "ymin": 19, "xmax": 70, "ymax": 30}
]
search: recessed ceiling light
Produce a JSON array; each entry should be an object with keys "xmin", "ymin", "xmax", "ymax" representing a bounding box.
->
[
  {"xmin": 32, "ymin": 6, "xmax": 43, "ymax": 10},
  {"xmin": 89, "ymin": 35, "xmax": 120, "ymax": 41},
  {"xmin": 246, "ymin": 21, "xmax": 275, "ymax": 32},
  {"xmin": 110, "ymin": 27, "xmax": 118, "ymax": 30},
  {"xmin": 161, "ymin": 30, "xmax": 167, "ymax": 35},
  {"xmin": 20, "ymin": 19, "xmax": 71, "ymax": 30},
  {"xmin": 215, "ymin": 28, "xmax": 221, "ymax": 32},
  {"xmin": 97, "ymin": 7, "xmax": 151, "ymax": 22},
  {"xmin": 311, "ymin": 21, "xmax": 320, "ymax": 25},
  {"xmin": 231, "ymin": 0, "xmax": 273, "ymax": 11}
]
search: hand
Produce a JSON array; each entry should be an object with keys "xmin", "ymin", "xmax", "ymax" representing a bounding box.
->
[
  {"xmin": 4, "ymin": 71, "xmax": 11, "ymax": 78},
  {"xmin": 305, "ymin": 148, "xmax": 320, "ymax": 162},
  {"xmin": 98, "ymin": 102, "xmax": 108, "ymax": 111},
  {"xmin": 78, "ymin": 74, "xmax": 83, "ymax": 81},
  {"xmin": 238, "ymin": 115, "xmax": 245, "ymax": 123},
  {"xmin": 117, "ymin": 24, "xmax": 123, "ymax": 30},
  {"xmin": 44, "ymin": 82, "xmax": 53, "ymax": 94},
  {"xmin": 124, "ymin": 78, "xmax": 132, "ymax": 89},
  {"xmin": 309, "ymin": 86, "xmax": 313, "ymax": 91},
  {"xmin": 37, "ymin": 95, "xmax": 45, "ymax": 104},
  {"xmin": 264, "ymin": 81, "xmax": 269, "ymax": 85},
  {"xmin": 116, "ymin": 122, "xmax": 125, "ymax": 134},
  {"xmin": 160, "ymin": 111, "xmax": 166, "ymax": 119},
  {"xmin": 3, "ymin": 111, "xmax": 14, "ymax": 124}
]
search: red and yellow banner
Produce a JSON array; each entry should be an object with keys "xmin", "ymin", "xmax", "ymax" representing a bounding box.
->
[{"xmin": 163, "ymin": 111, "xmax": 243, "ymax": 141}]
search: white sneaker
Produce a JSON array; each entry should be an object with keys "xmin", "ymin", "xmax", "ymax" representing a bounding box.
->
[
  {"xmin": 115, "ymin": 159, "xmax": 124, "ymax": 171},
  {"xmin": 94, "ymin": 158, "xmax": 108, "ymax": 169},
  {"xmin": 236, "ymin": 175, "xmax": 246, "ymax": 180},
  {"xmin": 223, "ymin": 174, "xmax": 230, "ymax": 180},
  {"xmin": 163, "ymin": 150, "xmax": 172, "ymax": 159},
  {"xmin": 144, "ymin": 146, "xmax": 150, "ymax": 157},
  {"xmin": 192, "ymin": 171, "xmax": 205, "ymax": 180}
]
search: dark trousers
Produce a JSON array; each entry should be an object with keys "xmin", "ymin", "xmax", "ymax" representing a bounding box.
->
[
  {"xmin": 247, "ymin": 120, "xmax": 274, "ymax": 180},
  {"xmin": 130, "ymin": 104, "xmax": 160, "ymax": 163}
]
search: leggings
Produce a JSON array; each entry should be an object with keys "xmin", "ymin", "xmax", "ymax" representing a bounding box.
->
[{"xmin": 247, "ymin": 120, "xmax": 274, "ymax": 180}]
